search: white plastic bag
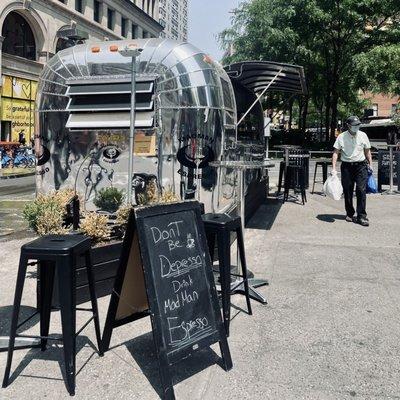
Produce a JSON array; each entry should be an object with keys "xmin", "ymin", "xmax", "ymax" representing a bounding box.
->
[{"xmin": 323, "ymin": 171, "xmax": 343, "ymax": 200}]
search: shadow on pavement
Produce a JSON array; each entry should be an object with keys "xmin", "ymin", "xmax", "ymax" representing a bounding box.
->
[
  {"xmin": 123, "ymin": 331, "xmax": 223, "ymax": 398},
  {"xmin": 0, "ymin": 305, "xmax": 39, "ymax": 337},
  {"xmin": 247, "ymin": 198, "xmax": 282, "ymax": 230},
  {"xmin": 316, "ymin": 214, "xmax": 346, "ymax": 223},
  {"xmin": 4, "ymin": 335, "xmax": 98, "ymax": 388}
]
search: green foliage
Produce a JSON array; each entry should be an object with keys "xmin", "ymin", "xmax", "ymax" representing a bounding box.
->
[
  {"xmin": 220, "ymin": 0, "xmax": 400, "ymax": 141},
  {"xmin": 355, "ymin": 45, "xmax": 400, "ymax": 95},
  {"xmin": 93, "ymin": 187, "xmax": 125, "ymax": 213}
]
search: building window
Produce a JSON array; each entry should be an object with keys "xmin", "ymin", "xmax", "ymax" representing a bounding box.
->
[
  {"xmin": 75, "ymin": 0, "xmax": 83, "ymax": 13},
  {"xmin": 391, "ymin": 104, "xmax": 398, "ymax": 115},
  {"xmin": 94, "ymin": 0, "xmax": 101, "ymax": 23},
  {"xmin": 107, "ymin": 8, "xmax": 115, "ymax": 30},
  {"xmin": 121, "ymin": 17, "xmax": 128, "ymax": 37},
  {"xmin": 372, "ymin": 103, "xmax": 378, "ymax": 117},
  {"xmin": 132, "ymin": 24, "xmax": 139, "ymax": 39},
  {"xmin": 2, "ymin": 11, "xmax": 36, "ymax": 61}
]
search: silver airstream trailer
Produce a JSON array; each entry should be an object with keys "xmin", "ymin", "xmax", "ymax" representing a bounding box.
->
[
  {"xmin": 36, "ymin": 38, "xmax": 238, "ymax": 213},
  {"xmin": 36, "ymin": 38, "xmax": 306, "ymax": 216}
]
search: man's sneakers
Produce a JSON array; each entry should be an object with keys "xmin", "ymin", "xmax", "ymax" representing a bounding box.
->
[
  {"xmin": 357, "ymin": 217, "xmax": 369, "ymax": 227},
  {"xmin": 345, "ymin": 215, "xmax": 369, "ymax": 226}
]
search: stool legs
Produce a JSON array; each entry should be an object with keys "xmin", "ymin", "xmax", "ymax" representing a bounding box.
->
[
  {"xmin": 217, "ymin": 230, "xmax": 231, "ymax": 336},
  {"xmin": 300, "ymin": 170, "xmax": 307, "ymax": 205},
  {"xmin": 312, "ymin": 163, "xmax": 318, "ymax": 194},
  {"xmin": 205, "ymin": 232, "xmax": 216, "ymax": 264},
  {"xmin": 2, "ymin": 254, "xmax": 28, "ymax": 388},
  {"xmin": 322, "ymin": 163, "xmax": 328, "ymax": 183},
  {"xmin": 85, "ymin": 250, "xmax": 103, "ymax": 356},
  {"xmin": 39, "ymin": 262, "xmax": 55, "ymax": 351},
  {"xmin": 57, "ymin": 256, "xmax": 76, "ymax": 396},
  {"xmin": 277, "ymin": 162, "xmax": 285, "ymax": 194},
  {"xmin": 236, "ymin": 227, "xmax": 252, "ymax": 316},
  {"xmin": 283, "ymin": 168, "xmax": 291, "ymax": 203}
]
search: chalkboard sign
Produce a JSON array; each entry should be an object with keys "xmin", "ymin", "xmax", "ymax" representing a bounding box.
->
[
  {"xmin": 377, "ymin": 150, "xmax": 400, "ymax": 191},
  {"xmin": 102, "ymin": 201, "xmax": 232, "ymax": 400}
]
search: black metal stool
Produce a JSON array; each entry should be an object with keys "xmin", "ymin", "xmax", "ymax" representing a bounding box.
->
[
  {"xmin": 2, "ymin": 234, "xmax": 103, "ymax": 396},
  {"xmin": 312, "ymin": 161, "xmax": 329, "ymax": 194},
  {"xmin": 202, "ymin": 213, "xmax": 252, "ymax": 336},
  {"xmin": 284, "ymin": 165, "xmax": 307, "ymax": 205}
]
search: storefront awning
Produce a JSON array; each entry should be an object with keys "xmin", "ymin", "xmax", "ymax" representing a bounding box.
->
[{"xmin": 224, "ymin": 61, "xmax": 307, "ymax": 95}]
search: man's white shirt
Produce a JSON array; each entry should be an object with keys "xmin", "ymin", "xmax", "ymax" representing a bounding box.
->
[{"xmin": 333, "ymin": 130, "xmax": 371, "ymax": 162}]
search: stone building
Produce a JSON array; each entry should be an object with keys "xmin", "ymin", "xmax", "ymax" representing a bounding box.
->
[
  {"xmin": 159, "ymin": 0, "xmax": 187, "ymax": 41},
  {"xmin": 0, "ymin": 0, "xmax": 162, "ymax": 142}
]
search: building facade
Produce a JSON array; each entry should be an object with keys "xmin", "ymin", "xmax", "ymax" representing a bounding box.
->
[
  {"xmin": 362, "ymin": 92, "xmax": 399, "ymax": 119},
  {"xmin": 159, "ymin": 0, "xmax": 187, "ymax": 42},
  {"xmin": 0, "ymin": 0, "xmax": 162, "ymax": 142}
]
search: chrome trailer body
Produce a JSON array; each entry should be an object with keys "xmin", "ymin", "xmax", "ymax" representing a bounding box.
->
[{"xmin": 36, "ymin": 38, "xmax": 238, "ymax": 213}]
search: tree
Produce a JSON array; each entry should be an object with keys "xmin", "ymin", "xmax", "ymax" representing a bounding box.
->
[{"xmin": 220, "ymin": 0, "xmax": 400, "ymax": 142}]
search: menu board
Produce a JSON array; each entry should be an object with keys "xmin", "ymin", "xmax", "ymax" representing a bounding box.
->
[
  {"xmin": 377, "ymin": 150, "xmax": 400, "ymax": 191},
  {"xmin": 140, "ymin": 209, "xmax": 218, "ymax": 355},
  {"xmin": 102, "ymin": 202, "xmax": 232, "ymax": 400}
]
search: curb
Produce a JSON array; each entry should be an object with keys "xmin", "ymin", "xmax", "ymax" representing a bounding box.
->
[{"xmin": 0, "ymin": 171, "xmax": 35, "ymax": 180}]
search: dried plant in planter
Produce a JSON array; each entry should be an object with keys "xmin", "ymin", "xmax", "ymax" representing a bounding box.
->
[
  {"xmin": 158, "ymin": 188, "xmax": 179, "ymax": 204},
  {"xmin": 137, "ymin": 180, "xmax": 179, "ymax": 206},
  {"xmin": 80, "ymin": 212, "xmax": 111, "ymax": 244},
  {"xmin": 137, "ymin": 179, "xmax": 158, "ymax": 205},
  {"xmin": 116, "ymin": 204, "xmax": 133, "ymax": 229},
  {"xmin": 23, "ymin": 189, "xmax": 76, "ymax": 235}
]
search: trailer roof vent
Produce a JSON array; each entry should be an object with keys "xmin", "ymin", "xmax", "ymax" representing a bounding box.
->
[{"xmin": 65, "ymin": 78, "xmax": 155, "ymax": 130}]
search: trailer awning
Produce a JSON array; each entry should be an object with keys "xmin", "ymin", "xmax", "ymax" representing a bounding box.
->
[{"xmin": 224, "ymin": 61, "xmax": 307, "ymax": 95}]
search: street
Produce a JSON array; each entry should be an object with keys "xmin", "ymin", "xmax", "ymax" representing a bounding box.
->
[{"xmin": 0, "ymin": 175, "xmax": 35, "ymax": 240}]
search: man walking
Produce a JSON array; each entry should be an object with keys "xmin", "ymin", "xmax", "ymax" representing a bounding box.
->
[{"xmin": 332, "ymin": 116, "xmax": 372, "ymax": 227}]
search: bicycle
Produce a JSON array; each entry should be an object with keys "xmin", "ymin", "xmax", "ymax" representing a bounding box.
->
[
  {"xmin": 13, "ymin": 147, "xmax": 36, "ymax": 168},
  {"xmin": 0, "ymin": 149, "xmax": 12, "ymax": 168}
]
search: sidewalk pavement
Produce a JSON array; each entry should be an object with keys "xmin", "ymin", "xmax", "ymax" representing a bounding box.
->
[{"xmin": 1, "ymin": 193, "xmax": 400, "ymax": 399}]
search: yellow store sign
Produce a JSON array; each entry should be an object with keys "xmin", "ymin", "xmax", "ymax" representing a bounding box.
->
[{"xmin": 1, "ymin": 75, "xmax": 37, "ymax": 141}]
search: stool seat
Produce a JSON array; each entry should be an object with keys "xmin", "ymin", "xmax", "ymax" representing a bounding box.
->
[
  {"xmin": 202, "ymin": 213, "xmax": 240, "ymax": 230},
  {"xmin": 22, "ymin": 234, "xmax": 90, "ymax": 255}
]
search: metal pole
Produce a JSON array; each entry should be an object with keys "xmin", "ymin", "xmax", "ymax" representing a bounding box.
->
[
  {"xmin": 127, "ymin": 55, "xmax": 137, "ymax": 205},
  {"xmin": 236, "ymin": 67, "xmax": 284, "ymax": 127}
]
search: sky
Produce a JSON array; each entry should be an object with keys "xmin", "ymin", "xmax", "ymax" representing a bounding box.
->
[{"xmin": 188, "ymin": 0, "xmax": 241, "ymax": 62}]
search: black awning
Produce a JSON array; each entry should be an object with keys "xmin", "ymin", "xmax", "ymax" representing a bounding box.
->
[{"xmin": 224, "ymin": 61, "xmax": 307, "ymax": 95}]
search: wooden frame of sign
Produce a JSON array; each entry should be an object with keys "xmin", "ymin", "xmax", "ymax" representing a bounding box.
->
[{"xmin": 102, "ymin": 201, "xmax": 232, "ymax": 400}]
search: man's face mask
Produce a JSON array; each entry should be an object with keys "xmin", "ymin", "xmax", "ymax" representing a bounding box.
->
[{"xmin": 349, "ymin": 125, "xmax": 360, "ymax": 135}]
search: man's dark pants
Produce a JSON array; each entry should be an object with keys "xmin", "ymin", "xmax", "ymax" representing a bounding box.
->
[{"xmin": 340, "ymin": 161, "xmax": 368, "ymax": 218}]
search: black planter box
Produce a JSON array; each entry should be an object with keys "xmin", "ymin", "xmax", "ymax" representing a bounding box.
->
[{"xmin": 37, "ymin": 241, "xmax": 122, "ymax": 307}]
